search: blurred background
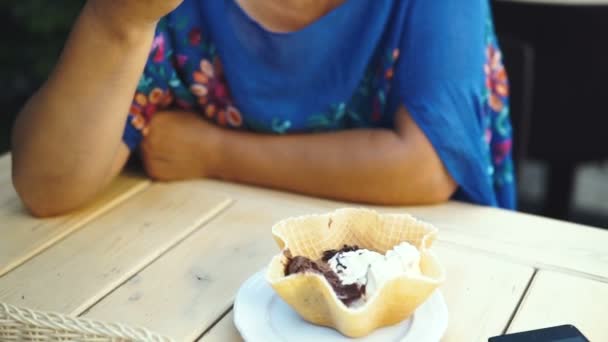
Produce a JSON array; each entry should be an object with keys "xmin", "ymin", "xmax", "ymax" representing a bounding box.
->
[
  {"xmin": 1, "ymin": 0, "xmax": 606, "ymax": 227},
  {"xmin": 0, "ymin": 0, "xmax": 83, "ymax": 155}
]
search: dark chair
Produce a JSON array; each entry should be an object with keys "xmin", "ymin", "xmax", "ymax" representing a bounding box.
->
[
  {"xmin": 497, "ymin": 34, "xmax": 535, "ymax": 186},
  {"xmin": 494, "ymin": 2, "xmax": 608, "ymax": 220}
]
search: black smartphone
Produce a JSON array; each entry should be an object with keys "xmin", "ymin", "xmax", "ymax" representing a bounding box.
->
[{"xmin": 489, "ymin": 325, "xmax": 590, "ymax": 342}]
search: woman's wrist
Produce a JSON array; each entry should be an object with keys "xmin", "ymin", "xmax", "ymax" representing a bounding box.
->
[
  {"xmin": 83, "ymin": 1, "xmax": 157, "ymax": 47},
  {"xmin": 195, "ymin": 120, "xmax": 229, "ymax": 179}
]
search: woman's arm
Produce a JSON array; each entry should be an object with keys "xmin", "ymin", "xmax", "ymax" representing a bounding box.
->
[
  {"xmin": 215, "ymin": 106, "xmax": 456, "ymax": 204},
  {"xmin": 11, "ymin": 0, "xmax": 182, "ymax": 217},
  {"xmin": 142, "ymin": 107, "xmax": 457, "ymax": 205}
]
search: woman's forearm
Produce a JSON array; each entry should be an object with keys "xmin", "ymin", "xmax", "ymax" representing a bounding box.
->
[
  {"xmin": 12, "ymin": 3, "xmax": 155, "ymax": 216},
  {"xmin": 212, "ymin": 111, "xmax": 456, "ymax": 205}
]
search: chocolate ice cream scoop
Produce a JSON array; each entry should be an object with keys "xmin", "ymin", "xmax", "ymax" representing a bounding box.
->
[
  {"xmin": 321, "ymin": 245, "xmax": 361, "ymax": 262},
  {"xmin": 284, "ymin": 252, "xmax": 365, "ymax": 306}
]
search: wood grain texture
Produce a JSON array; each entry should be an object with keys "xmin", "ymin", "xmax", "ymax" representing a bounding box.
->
[
  {"xmin": 2, "ymin": 164, "xmax": 606, "ymax": 342},
  {"xmin": 84, "ymin": 195, "xmax": 325, "ymax": 341},
  {"xmin": 198, "ymin": 311, "xmax": 241, "ymax": 342},
  {"xmin": 89, "ymin": 182, "xmax": 532, "ymax": 342},
  {"xmin": 197, "ymin": 179, "xmax": 339, "ymax": 208},
  {"xmin": 400, "ymin": 202, "xmax": 608, "ymax": 281},
  {"xmin": 0, "ymin": 154, "xmax": 150, "ymax": 277},
  {"xmin": 508, "ymin": 270, "xmax": 608, "ymax": 341},
  {"xmin": 197, "ymin": 180, "xmax": 608, "ymax": 281},
  {"xmin": 199, "ymin": 243, "xmax": 533, "ymax": 342},
  {"xmin": 201, "ymin": 245, "xmax": 534, "ymax": 342},
  {"xmin": 0, "ymin": 181, "xmax": 231, "ymax": 317},
  {"xmin": 436, "ymin": 243, "xmax": 534, "ymax": 342}
]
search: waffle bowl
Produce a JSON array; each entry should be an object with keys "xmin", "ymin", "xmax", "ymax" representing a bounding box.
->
[{"xmin": 265, "ymin": 208, "xmax": 445, "ymax": 338}]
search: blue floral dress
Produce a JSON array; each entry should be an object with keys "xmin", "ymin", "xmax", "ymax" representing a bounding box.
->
[{"xmin": 123, "ymin": 0, "xmax": 516, "ymax": 209}]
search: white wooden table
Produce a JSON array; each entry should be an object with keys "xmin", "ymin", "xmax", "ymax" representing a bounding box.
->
[{"xmin": 1, "ymin": 153, "xmax": 607, "ymax": 341}]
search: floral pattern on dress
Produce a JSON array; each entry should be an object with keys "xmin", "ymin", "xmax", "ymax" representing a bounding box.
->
[
  {"xmin": 482, "ymin": 26, "xmax": 514, "ymax": 188},
  {"xmin": 125, "ymin": 21, "xmax": 243, "ymax": 146},
  {"xmin": 122, "ymin": 9, "xmax": 515, "ymax": 208},
  {"xmin": 306, "ymin": 48, "xmax": 400, "ymax": 131},
  {"xmin": 189, "ymin": 56, "xmax": 243, "ymax": 128}
]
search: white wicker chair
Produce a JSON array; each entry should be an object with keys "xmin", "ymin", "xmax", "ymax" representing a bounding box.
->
[{"xmin": 0, "ymin": 302, "xmax": 174, "ymax": 342}]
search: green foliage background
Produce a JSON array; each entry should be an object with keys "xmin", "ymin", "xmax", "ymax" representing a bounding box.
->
[{"xmin": 0, "ymin": 0, "xmax": 85, "ymax": 152}]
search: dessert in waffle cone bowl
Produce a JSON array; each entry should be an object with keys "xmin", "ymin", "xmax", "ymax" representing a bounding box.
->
[{"xmin": 265, "ymin": 208, "xmax": 446, "ymax": 338}]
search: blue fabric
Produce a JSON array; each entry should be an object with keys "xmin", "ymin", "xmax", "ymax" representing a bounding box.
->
[{"xmin": 123, "ymin": 0, "xmax": 516, "ymax": 209}]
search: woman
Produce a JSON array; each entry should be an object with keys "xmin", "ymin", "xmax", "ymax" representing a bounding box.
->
[{"xmin": 11, "ymin": 0, "xmax": 514, "ymax": 217}]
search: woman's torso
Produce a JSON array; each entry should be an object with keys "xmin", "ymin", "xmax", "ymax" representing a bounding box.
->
[{"xmin": 125, "ymin": 0, "xmax": 516, "ymax": 208}]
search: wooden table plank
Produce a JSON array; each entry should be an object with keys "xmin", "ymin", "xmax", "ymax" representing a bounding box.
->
[
  {"xmin": 0, "ymin": 181, "xmax": 231, "ymax": 317},
  {"xmin": 436, "ymin": 244, "xmax": 533, "ymax": 342},
  {"xmin": 84, "ymin": 192, "xmax": 533, "ymax": 342},
  {"xmin": 0, "ymin": 154, "xmax": 10, "ymax": 180},
  {"xmin": 201, "ymin": 244, "xmax": 533, "ymax": 342},
  {"xmin": 199, "ymin": 311, "xmax": 241, "ymax": 342},
  {"xmin": 0, "ymin": 153, "xmax": 149, "ymax": 276},
  {"xmin": 83, "ymin": 195, "xmax": 326, "ymax": 341},
  {"xmin": 189, "ymin": 180, "xmax": 608, "ymax": 281},
  {"xmin": 508, "ymin": 271, "xmax": 608, "ymax": 341},
  {"xmin": 197, "ymin": 180, "xmax": 339, "ymax": 209},
  {"xmin": 401, "ymin": 203, "xmax": 608, "ymax": 281}
]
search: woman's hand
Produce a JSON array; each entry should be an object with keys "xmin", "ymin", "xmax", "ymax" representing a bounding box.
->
[
  {"xmin": 141, "ymin": 111, "xmax": 221, "ymax": 181},
  {"xmin": 139, "ymin": 106, "xmax": 454, "ymax": 205}
]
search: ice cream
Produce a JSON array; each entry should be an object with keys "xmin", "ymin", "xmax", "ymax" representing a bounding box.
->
[
  {"xmin": 327, "ymin": 242, "xmax": 422, "ymax": 305},
  {"xmin": 285, "ymin": 252, "xmax": 365, "ymax": 306},
  {"xmin": 268, "ymin": 208, "xmax": 444, "ymax": 337},
  {"xmin": 284, "ymin": 242, "xmax": 421, "ymax": 307}
]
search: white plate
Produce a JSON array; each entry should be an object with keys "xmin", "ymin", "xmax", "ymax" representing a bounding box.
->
[{"xmin": 234, "ymin": 270, "xmax": 448, "ymax": 342}]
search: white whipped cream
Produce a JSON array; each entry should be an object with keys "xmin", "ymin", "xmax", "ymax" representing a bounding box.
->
[{"xmin": 327, "ymin": 242, "xmax": 422, "ymax": 303}]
